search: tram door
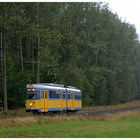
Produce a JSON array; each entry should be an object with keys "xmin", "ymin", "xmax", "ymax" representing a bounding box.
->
[
  {"xmin": 72, "ymin": 92, "xmax": 75, "ymax": 110},
  {"xmin": 60, "ymin": 90, "xmax": 62, "ymax": 111},
  {"xmin": 40, "ymin": 90, "xmax": 48, "ymax": 112}
]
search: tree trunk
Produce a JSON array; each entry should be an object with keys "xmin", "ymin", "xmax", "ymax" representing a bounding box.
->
[
  {"xmin": 0, "ymin": 31, "xmax": 3, "ymax": 78},
  {"xmin": 32, "ymin": 48, "xmax": 35, "ymax": 73},
  {"xmin": 36, "ymin": 36, "xmax": 40, "ymax": 83},
  {"xmin": 3, "ymin": 52, "xmax": 7, "ymax": 112},
  {"xmin": 0, "ymin": 31, "xmax": 3, "ymax": 104},
  {"xmin": 36, "ymin": 3, "xmax": 40, "ymax": 83},
  {"xmin": 3, "ymin": 33, "xmax": 7, "ymax": 112},
  {"xmin": 19, "ymin": 38, "xmax": 24, "ymax": 71}
]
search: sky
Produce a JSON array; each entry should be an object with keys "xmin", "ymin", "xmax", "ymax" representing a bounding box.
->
[{"xmin": 105, "ymin": 0, "xmax": 140, "ymax": 39}]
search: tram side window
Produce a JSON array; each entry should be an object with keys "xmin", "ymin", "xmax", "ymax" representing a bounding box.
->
[
  {"xmin": 41, "ymin": 91, "xmax": 44, "ymax": 99},
  {"xmin": 62, "ymin": 94, "xmax": 66, "ymax": 99},
  {"xmin": 75, "ymin": 94, "xmax": 81, "ymax": 100},
  {"xmin": 45, "ymin": 92, "xmax": 48, "ymax": 99},
  {"xmin": 75, "ymin": 95, "xmax": 77, "ymax": 99},
  {"xmin": 59, "ymin": 90, "xmax": 63, "ymax": 98},
  {"xmin": 49, "ymin": 90, "xmax": 60, "ymax": 99},
  {"xmin": 49, "ymin": 90, "xmax": 55, "ymax": 98},
  {"xmin": 62, "ymin": 90, "xmax": 66, "ymax": 99},
  {"xmin": 72, "ymin": 92, "xmax": 74, "ymax": 99},
  {"xmin": 68, "ymin": 94, "xmax": 71, "ymax": 99},
  {"xmin": 55, "ymin": 91, "xmax": 60, "ymax": 99},
  {"xmin": 37, "ymin": 92, "xmax": 40, "ymax": 99}
]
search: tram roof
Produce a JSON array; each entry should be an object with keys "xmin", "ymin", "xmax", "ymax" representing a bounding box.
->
[{"xmin": 27, "ymin": 83, "xmax": 81, "ymax": 92}]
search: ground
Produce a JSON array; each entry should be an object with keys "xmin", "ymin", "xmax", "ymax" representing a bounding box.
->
[
  {"xmin": 1, "ymin": 100, "xmax": 140, "ymax": 137},
  {"xmin": 0, "ymin": 115, "xmax": 140, "ymax": 137}
]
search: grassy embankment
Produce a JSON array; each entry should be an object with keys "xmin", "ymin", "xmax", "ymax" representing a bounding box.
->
[
  {"xmin": 82, "ymin": 100, "xmax": 140, "ymax": 111},
  {"xmin": 0, "ymin": 100, "xmax": 140, "ymax": 137}
]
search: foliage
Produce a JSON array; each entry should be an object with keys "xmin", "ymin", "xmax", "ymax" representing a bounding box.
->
[{"xmin": 0, "ymin": 2, "xmax": 140, "ymax": 107}]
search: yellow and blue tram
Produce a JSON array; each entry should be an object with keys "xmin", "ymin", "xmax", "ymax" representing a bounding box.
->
[{"xmin": 25, "ymin": 83, "xmax": 82, "ymax": 113}]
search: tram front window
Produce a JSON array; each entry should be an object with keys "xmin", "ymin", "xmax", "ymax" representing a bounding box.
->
[{"xmin": 27, "ymin": 91, "xmax": 36, "ymax": 99}]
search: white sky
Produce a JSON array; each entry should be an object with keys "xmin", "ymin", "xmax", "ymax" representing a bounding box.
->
[{"xmin": 105, "ymin": 0, "xmax": 140, "ymax": 39}]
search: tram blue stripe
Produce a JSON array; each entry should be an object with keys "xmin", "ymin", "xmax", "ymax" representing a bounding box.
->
[{"xmin": 48, "ymin": 108, "xmax": 60, "ymax": 111}]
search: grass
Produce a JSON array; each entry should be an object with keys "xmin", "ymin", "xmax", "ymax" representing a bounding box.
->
[
  {"xmin": 1, "ymin": 100, "xmax": 140, "ymax": 137},
  {"xmin": 0, "ymin": 115, "xmax": 140, "ymax": 137},
  {"xmin": 0, "ymin": 108, "xmax": 32, "ymax": 119},
  {"xmin": 82, "ymin": 100, "xmax": 140, "ymax": 112},
  {"xmin": 1, "ymin": 111, "xmax": 140, "ymax": 137}
]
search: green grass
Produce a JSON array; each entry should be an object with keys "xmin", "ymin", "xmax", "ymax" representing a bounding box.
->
[
  {"xmin": 1, "ymin": 100, "xmax": 140, "ymax": 138},
  {"xmin": 1, "ymin": 115, "xmax": 140, "ymax": 137}
]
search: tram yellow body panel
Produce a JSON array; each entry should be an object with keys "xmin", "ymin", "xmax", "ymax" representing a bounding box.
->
[
  {"xmin": 62, "ymin": 100, "xmax": 66, "ymax": 109},
  {"xmin": 26, "ymin": 99, "xmax": 81, "ymax": 112},
  {"xmin": 25, "ymin": 100, "xmax": 41, "ymax": 109}
]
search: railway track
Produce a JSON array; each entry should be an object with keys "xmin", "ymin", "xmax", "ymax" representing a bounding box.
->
[
  {"xmin": 1, "ymin": 105, "xmax": 140, "ymax": 119},
  {"xmin": 78, "ymin": 105, "xmax": 140, "ymax": 116}
]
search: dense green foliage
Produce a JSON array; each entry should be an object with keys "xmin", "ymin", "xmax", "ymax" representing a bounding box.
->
[{"xmin": 0, "ymin": 2, "xmax": 140, "ymax": 108}]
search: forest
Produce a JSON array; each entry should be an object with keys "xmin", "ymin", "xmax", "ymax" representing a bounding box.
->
[{"xmin": 0, "ymin": 2, "xmax": 140, "ymax": 111}]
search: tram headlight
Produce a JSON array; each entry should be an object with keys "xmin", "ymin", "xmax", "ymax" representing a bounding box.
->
[{"xmin": 29, "ymin": 103, "xmax": 32, "ymax": 106}]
